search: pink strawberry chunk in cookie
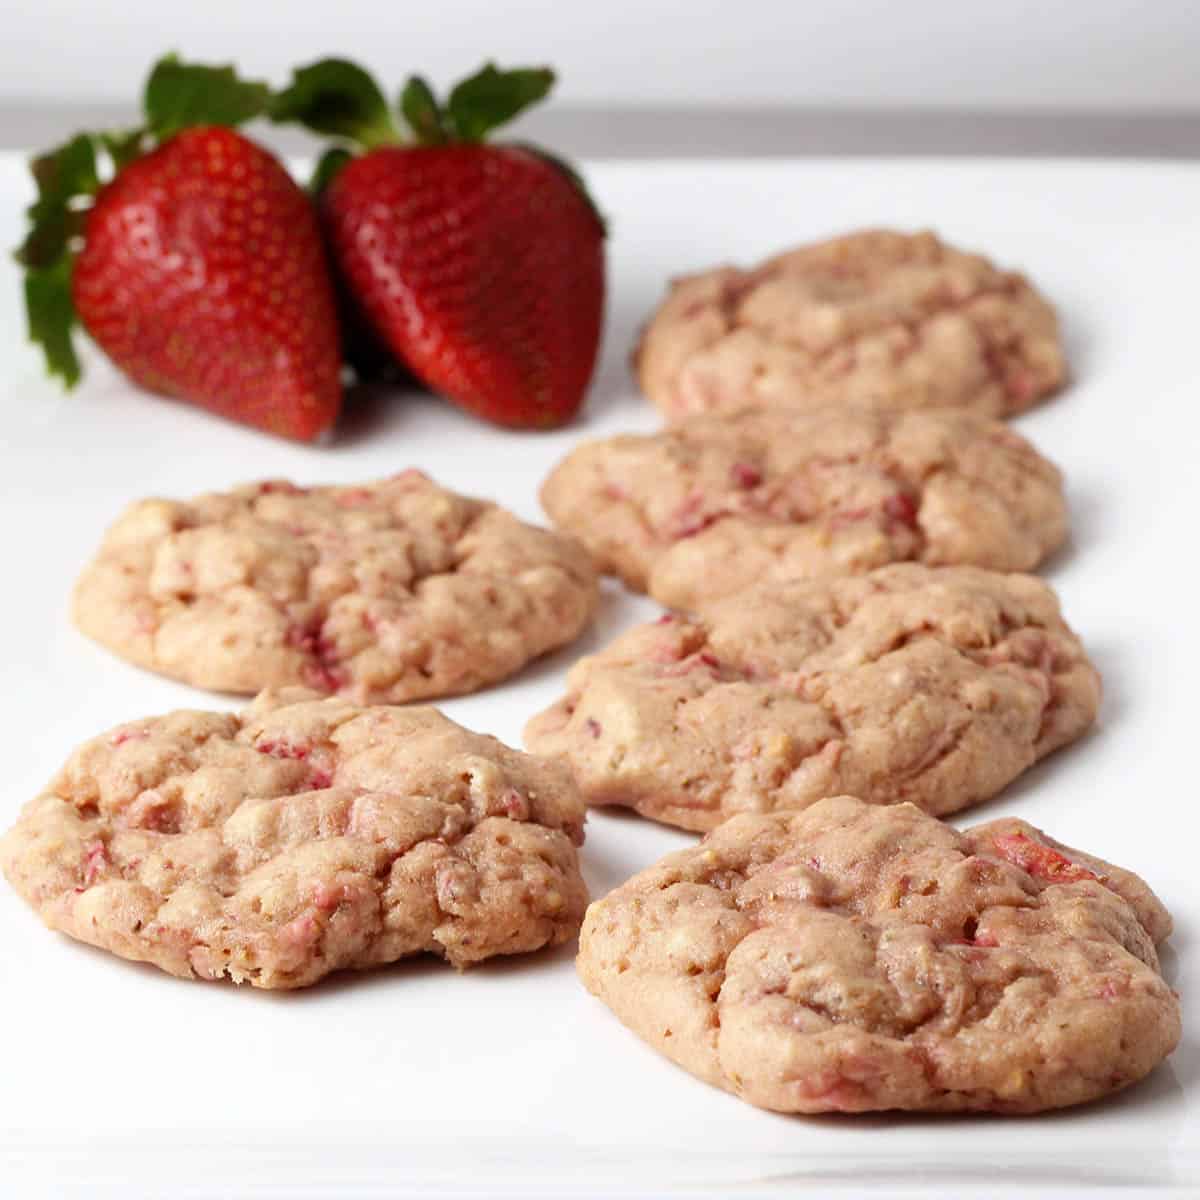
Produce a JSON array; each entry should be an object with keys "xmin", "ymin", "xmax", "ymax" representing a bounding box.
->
[
  {"xmin": 578, "ymin": 796, "xmax": 1178, "ymax": 1114},
  {"xmin": 525, "ymin": 564, "xmax": 1100, "ymax": 832},
  {"xmin": 0, "ymin": 690, "xmax": 588, "ymax": 988},
  {"xmin": 540, "ymin": 405, "xmax": 1066, "ymax": 607},
  {"xmin": 636, "ymin": 228, "xmax": 1066, "ymax": 422},
  {"xmin": 72, "ymin": 471, "xmax": 597, "ymax": 702}
]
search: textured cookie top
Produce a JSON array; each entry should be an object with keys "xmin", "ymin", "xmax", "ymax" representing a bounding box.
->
[
  {"xmin": 73, "ymin": 470, "xmax": 598, "ymax": 702},
  {"xmin": 540, "ymin": 406, "xmax": 1067, "ymax": 602},
  {"xmin": 524, "ymin": 565, "xmax": 1100, "ymax": 831},
  {"xmin": 579, "ymin": 796, "xmax": 1178, "ymax": 1114},
  {"xmin": 637, "ymin": 229, "xmax": 1066, "ymax": 421},
  {"xmin": 0, "ymin": 691, "xmax": 588, "ymax": 988}
]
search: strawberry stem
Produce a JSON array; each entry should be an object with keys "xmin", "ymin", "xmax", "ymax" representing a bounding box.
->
[
  {"xmin": 99, "ymin": 128, "xmax": 150, "ymax": 171},
  {"xmin": 400, "ymin": 77, "xmax": 448, "ymax": 146},
  {"xmin": 269, "ymin": 59, "xmax": 401, "ymax": 151}
]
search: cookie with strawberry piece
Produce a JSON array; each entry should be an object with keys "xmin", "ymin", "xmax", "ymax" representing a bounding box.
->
[
  {"xmin": 578, "ymin": 796, "xmax": 1178, "ymax": 1113},
  {"xmin": 540, "ymin": 405, "xmax": 1067, "ymax": 606},
  {"xmin": 637, "ymin": 228, "xmax": 1065, "ymax": 422},
  {"xmin": 72, "ymin": 471, "xmax": 598, "ymax": 701},
  {"xmin": 524, "ymin": 564, "xmax": 1099, "ymax": 832},
  {"xmin": 1, "ymin": 691, "xmax": 588, "ymax": 987}
]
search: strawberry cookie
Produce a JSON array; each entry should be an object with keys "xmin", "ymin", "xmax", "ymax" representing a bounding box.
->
[
  {"xmin": 637, "ymin": 229, "xmax": 1065, "ymax": 421},
  {"xmin": 0, "ymin": 691, "xmax": 588, "ymax": 988},
  {"xmin": 524, "ymin": 565, "xmax": 1100, "ymax": 832},
  {"xmin": 541, "ymin": 406, "xmax": 1066, "ymax": 607},
  {"xmin": 72, "ymin": 471, "xmax": 597, "ymax": 701},
  {"xmin": 578, "ymin": 796, "xmax": 1178, "ymax": 1113}
]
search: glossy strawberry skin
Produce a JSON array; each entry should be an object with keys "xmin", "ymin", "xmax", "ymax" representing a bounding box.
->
[
  {"xmin": 322, "ymin": 144, "xmax": 604, "ymax": 429},
  {"xmin": 72, "ymin": 126, "xmax": 342, "ymax": 441}
]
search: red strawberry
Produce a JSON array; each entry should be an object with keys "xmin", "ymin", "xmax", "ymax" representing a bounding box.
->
[
  {"xmin": 17, "ymin": 57, "xmax": 342, "ymax": 441},
  {"xmin": 989, "ymin": 831, "xmax": 1098, "ymax": 886},
  {"xmin": 271, "ymin": 60, "xmax": 605, "ymax": 429}
]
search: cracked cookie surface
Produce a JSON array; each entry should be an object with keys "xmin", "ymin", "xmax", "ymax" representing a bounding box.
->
[
  {"xmin": 0, "ymin": 691, "xmax": 588, "ymax": 988},
  {"xmin": 578, "ymin": 796, "xmax": 1178, "ymax": 1114},
  {"xmin": 72, "ymin": 470, "xmax": 598, "ymax": 702},
  {"xmin": 540, "ymin": 406, "xmax": 1067, "ymax": 604},
  {"xmin": 637, "ymin": 229, "xmax": 1065, "ymax": 421},
  {"xmin": 524, "ymin": 565, "xmax": 1099, "ymax": 831}
]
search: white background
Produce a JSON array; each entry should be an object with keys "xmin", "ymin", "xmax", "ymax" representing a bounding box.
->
[
  {"xmin": 0, "ymin": 0, "xmax": 1198, "ymax": 110},
  {"xmin": 2, "ymin": 153, "xmax": 1198, "ymax": 1196}
]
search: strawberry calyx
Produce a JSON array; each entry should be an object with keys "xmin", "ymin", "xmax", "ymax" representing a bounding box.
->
[
  {"xmin": 15, "ymin": 54, "xmax": 271, "ymax": 388},
  {"xmin": 270, "ymin": 58, "xmax": 604, "ymax": 229},
  {"xmin": 270, "ymin": 58, "xmax": 554, "ymax": 149},
  {"xmin": 142, "ymin": 55, "xmax": 271, "ymax": 141},
  {"xmin": 268, "ymin": 59, "xmax": 402, "ymax": 152},
  {"xmin": 435, "ymin": 63, "xmax": 555, "ymax": 142}
]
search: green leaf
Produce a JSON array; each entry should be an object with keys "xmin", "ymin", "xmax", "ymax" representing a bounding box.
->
[
  {"xmin": 100, "ymin": 127, "xmax": 148, "ymax": 171},
  {"xmin": 446, "ymin": 63, "xmax": 554, "ymax": 141},
  {"xmin": 17, "ymin": 204, "xmax": 70, "ymax": 270},
  {"xmin": 309, "ymin": 147, "xmax": 353, "ymax": 196},
  {"xmin": 24, "ymin": 258, "xmax": 81, "ymax": 388},
  {"xmin": 400, "ymin": 75, "xmax": 447, "ymax": 145},
  {"xmin": 16, "ymin": 133, "xmax": 98, "ymax": 270},
  {"xmin": 143, "ymin": 53, "xmax": 271, "ymax": 140},
  {"xmin": 269, "ymin": 58, "xmax": 399, "ymax": 149},
  {"xmin": 30, "ymin": 133, "xmax": 98, "ymax": 208}
]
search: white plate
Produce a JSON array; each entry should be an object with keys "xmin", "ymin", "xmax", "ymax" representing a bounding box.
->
[{"xmin": 0, "ymin": 155, "xmax": 1196, "ymax": 1199}]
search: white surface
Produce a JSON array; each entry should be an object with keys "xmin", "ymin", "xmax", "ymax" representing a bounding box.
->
[
  {"xmin": 1, "ymin": 0, "xmax": 1199, "ymax": 111},
  {"xmin": 0, "ymin": 155, "xmax": 1197, "ymax": 1198}
]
